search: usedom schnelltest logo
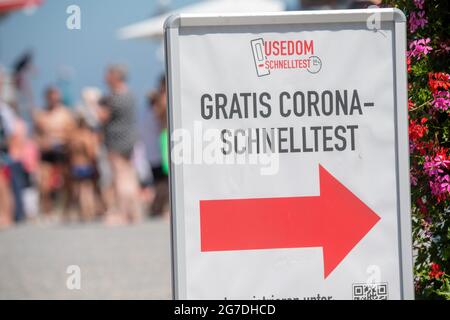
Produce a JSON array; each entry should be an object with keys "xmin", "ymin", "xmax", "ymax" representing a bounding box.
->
[{"xmin": 251, "ymin": 38, "xmax": 322, "ymax": 77}]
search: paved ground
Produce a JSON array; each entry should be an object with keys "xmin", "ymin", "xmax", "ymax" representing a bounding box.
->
[{"xmin": 0, "ymin": 219, "xmax": 172, "ymax": 299}]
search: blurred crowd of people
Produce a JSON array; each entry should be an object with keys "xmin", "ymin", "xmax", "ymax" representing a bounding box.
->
[{"xmin": 0, "ymin": 63, "xmax": 169, "ymax": 229}]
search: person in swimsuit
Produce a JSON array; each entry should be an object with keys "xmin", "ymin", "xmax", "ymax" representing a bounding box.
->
[
  {"xmin": 69, "ymin": 116, "xmax": 98, "ymax": 221},
  {"xmin": 34, "ymin": 86, "xmax": 75, "ymax": 216}
]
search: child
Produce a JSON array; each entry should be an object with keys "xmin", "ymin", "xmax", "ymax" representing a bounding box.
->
[{"xmin": 69, "ymin": 117, "xmax": 98, "ymax": 221}]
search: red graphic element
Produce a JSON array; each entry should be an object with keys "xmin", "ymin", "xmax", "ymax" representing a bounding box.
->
[{"xmin": 200, "ymin": 165, "xmax": 381, "ymax": 278}]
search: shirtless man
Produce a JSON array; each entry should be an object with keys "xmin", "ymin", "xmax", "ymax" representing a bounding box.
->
[{"xmin": 34, "ymin": 86, "xmax": 75, "ymax": 216}]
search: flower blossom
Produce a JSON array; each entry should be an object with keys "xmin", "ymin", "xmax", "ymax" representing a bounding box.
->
[
  {"xmin": 429, "ymin": 263, "xmax": 444, "ymax": 280},
  {"xmin": 431, "ymin": 91, "xmax": 450, "ymax": 111},
  {"xmin": 423, "ymin": 150, "xmax": 450, "ymax": 202},
  {"xmin": 409, "ymin": 11, "xmax": 428, "ymax": 33},
  {"xmin": 414, "ymin": 0, "xmax": 424, "ymax": 10},
  {"xmin": 428, "ymin": 72, "xmax": 450, "ymax": 92},
  {"xmin": 409, "ymin": 38, "xmax": 432, "ymax": 59}
]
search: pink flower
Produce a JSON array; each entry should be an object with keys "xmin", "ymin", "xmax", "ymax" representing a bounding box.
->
[
  {"xmin": 429, "ymin": 175, "xmax": 450, "ymax": 200},
  {"xmin": 440, "ymin": 175, "xmax": 450, "ymax": 193},
  {"xmin": 414, "ymin": 0, "xmax": 424, "ymax": 10},
  {"xmin": 423, "ymin": 155, "xmax": 449, "ymax": 177},
  {"xmin": 409, "ymin": 38, "xmax": 432, "ymax": 59},
  {"xmin": 433, "ymin": 155, "xmax": 450, "ymax": 168},
  {"xmin": 432, "ymin": 91, "xmax": 450, "ymax": 111},
  {"xmin": 440, "ymin": 42, "xmax": 450, "ymax": 53},
  {"xmin": 424, "ymin": 152, "xmax": 450, "ymax": 202},
  {"xmin": 409, "ymin": 11, "xmax": 428, "ymax": 33}
]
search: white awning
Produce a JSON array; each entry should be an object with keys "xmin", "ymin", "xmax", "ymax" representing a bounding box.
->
[{"xmin": 118, "ymin": 0, "xmax": 285, "ymax": 40}]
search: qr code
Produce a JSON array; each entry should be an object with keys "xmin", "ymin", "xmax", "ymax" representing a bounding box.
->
[{"xmin": 352, "ymin": 283, "xmax": 388, "ymax": 300}]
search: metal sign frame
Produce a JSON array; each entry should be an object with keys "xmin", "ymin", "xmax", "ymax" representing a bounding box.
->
[{"xmin": 164, "ymin": 8, "xmax": 413, "ymax": 300}]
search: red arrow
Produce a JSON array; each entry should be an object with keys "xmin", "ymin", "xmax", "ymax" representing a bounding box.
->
[{"xmin": 200, "ymin": 165, "xmax": 381, "ymax": 278}]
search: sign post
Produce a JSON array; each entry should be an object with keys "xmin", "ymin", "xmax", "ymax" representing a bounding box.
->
[{"xmin": 165, "ymin": 8, "xmax": 414, "ymax": 300}]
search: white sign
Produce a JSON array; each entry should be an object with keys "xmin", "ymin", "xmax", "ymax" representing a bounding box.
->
[{"xmin": 165, "ymin": 9, "xmax": 414, "ymax": 300}]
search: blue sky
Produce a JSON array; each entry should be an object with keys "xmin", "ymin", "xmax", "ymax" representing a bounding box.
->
[
  {"xmin": 0, "ymin": 0, "xmax": 295, "ymax": 162},
  {"xmin": 0, "ymin": 0, "xmax": 296, "ymax": 107},
  {"xmin": 0, "ymin": 0, "xmax": 202, "ymax": 162},
  {"xmin": 0, "ymin": 0, "xmax": 201, "ymax": 107}
]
